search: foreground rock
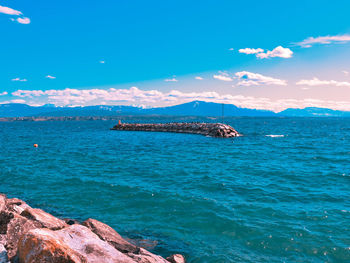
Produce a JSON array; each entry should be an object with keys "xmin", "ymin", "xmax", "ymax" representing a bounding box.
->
[
  {"xmin": 82, "ymin": 219, "xmax": 139, "ymax": 254},
  {"xmin": 166, "ymin": 254, "xmax": 186, "ymax": 263},
  {"xmin": 111, "ymin": 122, "xmax": 240, "ymax": 138},
  {"xmin": 18, "ymin": 225, "xmax": 135, "ymax": 263},
  {"xmin": 0, "ymin": 194, "xmax": 185, "ymax": 263}
]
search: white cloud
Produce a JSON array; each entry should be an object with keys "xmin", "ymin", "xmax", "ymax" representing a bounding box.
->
[
  {"xmin": 296, "ymin": 77, "xmax": 350, "ymax": 87},
  {"xmin": 12, "ymin": 90, "xmax": 45, "ymax": 98},
  {"xmin": 228, "ymin": 48, "xmax": 234, "ymax": 51},
  {"xmin": 46, "ymin": 75, "xmax": 56, "ymax": 79},
  {"xmin": 0, "ymin": 5, "xmax": 22, "ymax": 15},
  {"xmin": 239, "ymin": 48, "xmax": 264, "ymax": 54},
  {"xmin": 16, "ymin": 17, "xmax": 30, "ymax": 24},
  {"xmin": 164, "ymin": 78, "xmax": 178, "ymax": 82},
  {"xmin": 12, "ymin": 78, "xmax": 27, "ymax": 82},
  {"xmin": 296, "ymin": 34, "xmax": 350, "ymax": 48},
  {"xmin": 239, "ymin": 46, "xmax": 292, "ymax": 59},
  {"xmin": 9, "ymin": 87, "xmax": 350, "ymax": 112},
  {"xmin": 256, "ymin": 46, "xmax": 293, "ymax": 59},
  {"xmin": 0, "ymin": 91, "xmax": 8, "ymax": 96},
  {"xmin": 235, "ymin": 71, "xmax": 287, "ymax": 86},
  {"xmin": 342, "ymin": 70, "xmax": 349, "ymax": 76},
  {"xmin": 0, "ymin": 5, "xmax": 30, "ymax": 24},
  {"xmin": 100, "ymin": 61, "xmax": 105, "ymax": 64},
  {"xmin": 195, "ymin": 76, "xmax": 203, "ymax": 80},
  {"xmin": 213, "ymin": 72, "xmax": 233, "ymax": 82},
  {"xmin": 10, "ymin": 99, "xmax": 26, "ymax": 104}
]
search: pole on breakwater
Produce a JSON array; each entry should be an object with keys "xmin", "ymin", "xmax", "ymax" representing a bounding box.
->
[{"xmin": 222, "ymin": 103, "xmax": 224, "ymax": 124}]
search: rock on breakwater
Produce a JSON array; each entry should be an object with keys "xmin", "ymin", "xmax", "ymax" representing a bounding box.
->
[
  {"xmin": 111, "ymin": 122, "xmax": 240, "ymax": 138},
  {"xmin": 0, "ymin": 194, "xmax": 185, "ymax": 263}
]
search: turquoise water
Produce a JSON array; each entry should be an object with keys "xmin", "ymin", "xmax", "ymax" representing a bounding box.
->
[{"xmin": 1, "ymin": 118, "xmax": 350, "ymax": 262}]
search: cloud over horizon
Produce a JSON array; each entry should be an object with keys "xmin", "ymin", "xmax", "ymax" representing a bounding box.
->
[
  {"xmin": 235, "ymin": 71, "xmax": 287, "ymax": 86},
  {"xmin": 296, "ymin": 34, "xmax": 350, "ymax": 48},
  {"xmin": 8, "ymin": 87, "xmax": 350, "ymax": 112},
  {"xmin": 296, "ymin": 77, "xmax": 350, "ymax": 87},
  {"xmin": 213, "ymin": 71, "xmax": 234, "ymax": 82}
]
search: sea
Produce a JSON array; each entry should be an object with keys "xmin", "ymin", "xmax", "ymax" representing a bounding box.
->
[{"xmin": 1, "ymin": 117, "xmax": 349, "ymax": 262}]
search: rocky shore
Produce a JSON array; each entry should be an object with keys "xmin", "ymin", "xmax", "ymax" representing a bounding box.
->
[
  {"xmin": 0, "ymin": 194, "xmax": 185, "ymax": 263},
  {"xmin": 111, "ymin": 122, "xmax": 240, "ymax": 138}
]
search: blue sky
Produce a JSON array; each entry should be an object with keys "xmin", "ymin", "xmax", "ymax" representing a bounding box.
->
[{"xmin": 1, "ymin": 0, "xmax": 350, "ymax": 111}]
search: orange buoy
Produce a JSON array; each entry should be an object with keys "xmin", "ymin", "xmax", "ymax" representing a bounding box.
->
[{"xmin": 33, "ymin": 144, "xmax": 38, "ymax": 148}]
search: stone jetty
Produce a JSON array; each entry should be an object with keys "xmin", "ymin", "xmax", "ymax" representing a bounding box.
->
[
  {"xmin": 0, "ymin": 194, "xmax": 185, "ymax": 263},
  {"xmin": 111, "ymin": 122, "xmax": 240, "ymax": 138}
]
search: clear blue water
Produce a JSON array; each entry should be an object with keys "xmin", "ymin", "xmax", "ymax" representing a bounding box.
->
[{"xmin": 1, "ymin": 117, "xmax": 350, "ymax": 262}]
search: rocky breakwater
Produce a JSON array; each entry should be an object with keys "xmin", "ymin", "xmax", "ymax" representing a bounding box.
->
[
  {"xmin": 0, "ymin": 194, "xmax": 185, "ymax": 263},
  {"xmin": 111, "ymin": 122, "xmax": 240, "ymax": 138}
]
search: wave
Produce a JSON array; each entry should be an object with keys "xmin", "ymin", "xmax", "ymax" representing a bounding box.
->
[{"xmin": 265, "ymin": 134, "xmax": 285, "ymax": 138}]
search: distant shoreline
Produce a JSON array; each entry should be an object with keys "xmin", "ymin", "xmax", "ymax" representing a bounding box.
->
[
  {"xmin": 0, "ymin": 115, "xmax": 347, "ymax": 122},
  {"xmin": 0, "ymin": 116, "xmax": 221, "ymax": 122}
]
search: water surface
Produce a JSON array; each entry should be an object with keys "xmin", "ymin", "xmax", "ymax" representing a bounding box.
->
[{"xmin": 1, "ymin": 117, "xmax": 350, "ymax": 262}]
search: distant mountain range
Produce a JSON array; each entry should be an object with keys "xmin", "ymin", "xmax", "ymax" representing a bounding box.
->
[
  {"xmin": 278, "ymin": 107, "xmax": 350, "ymax": 117},
  {"xmin": 0, "ymin": 101, "xmax": 349, "ymax": 117}
]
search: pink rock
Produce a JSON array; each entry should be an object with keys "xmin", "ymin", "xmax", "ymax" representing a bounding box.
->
[
  {"xmin": 83, "ymin": 219, "xmax": 139, "ymax": 254},
  {"xmin": 127, "ymin": 248, "xmax": 169, "ymax": 263},
  {"xmin": 20, "ymin": 208, "xmax": 67, "ymax": 230},
  {"xmin": 5, "ymin": 213, "xmax": 41, "ymax": 259},
  {"xmin": 18, "ymin": 225, "xmax": 136, "ymax": 263},
  {"xmin": 166, "ymin": 254, "xmax": 186, "ymax": 263},
  {"xmin": 6, "ymin": 198, "xmax": 30, "ymax": 215},
  {"xmin": 0, "ymin": 195, "xmax": 5, "ymax": 213}
]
